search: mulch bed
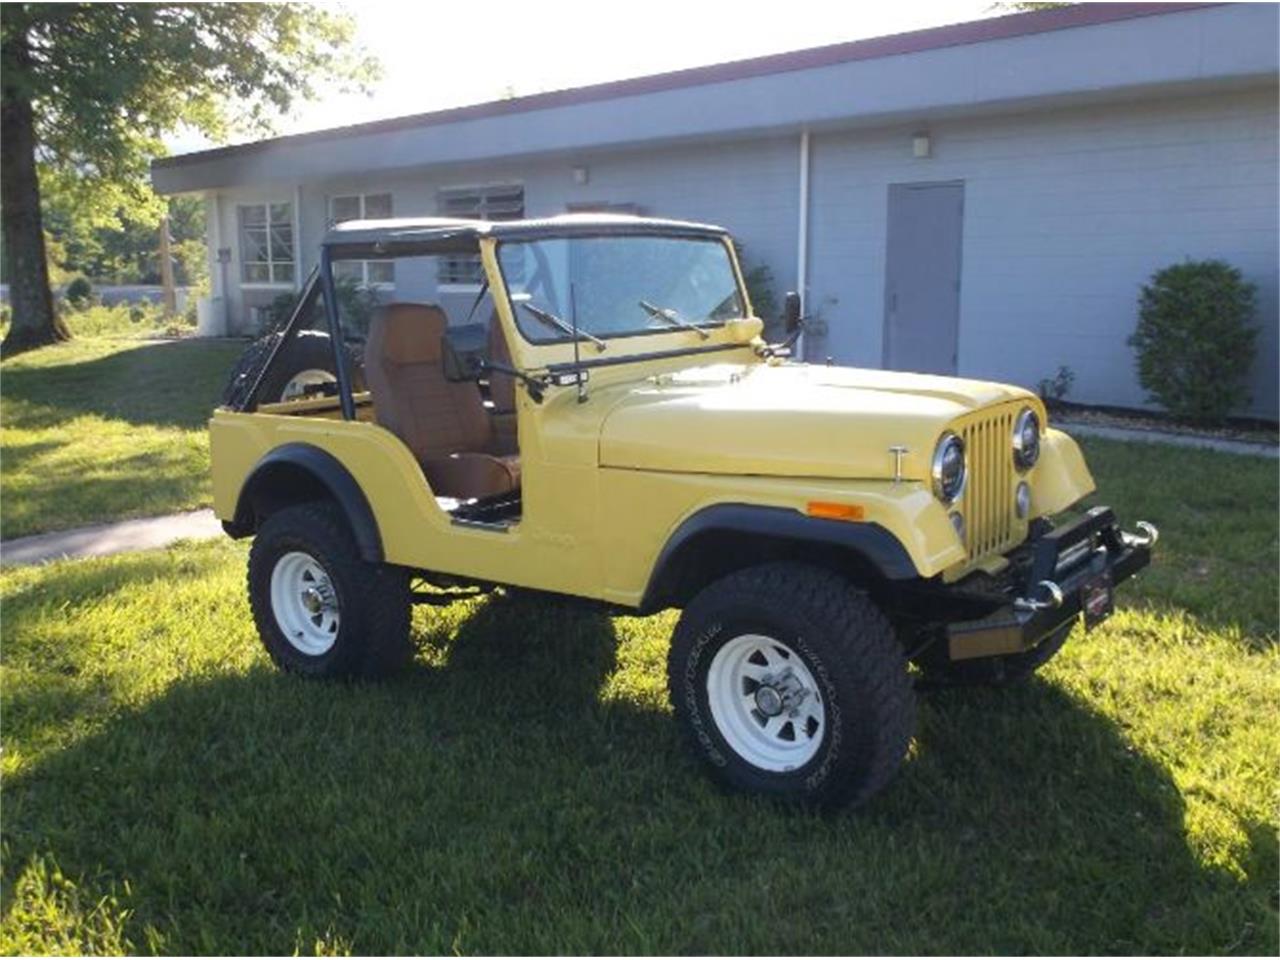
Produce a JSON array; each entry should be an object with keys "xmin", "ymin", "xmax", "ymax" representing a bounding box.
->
[{"xmin": 1047, "ymin": 401, "xmax": 1279, "ymax": 447}]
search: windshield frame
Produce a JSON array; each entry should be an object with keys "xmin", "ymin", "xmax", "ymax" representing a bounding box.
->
[{"xmin": 493, "ymin": 232, "xmax": 748, "ymax": 348}]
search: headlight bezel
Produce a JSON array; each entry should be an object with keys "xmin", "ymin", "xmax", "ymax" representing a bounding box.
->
[
  {"xmin": 1012, "ymin": 407, "xmax": 1041, "ymax": 472},
  {"xmin": 931, "ymin": 432, "xmax": 967, "ymax": 504}
]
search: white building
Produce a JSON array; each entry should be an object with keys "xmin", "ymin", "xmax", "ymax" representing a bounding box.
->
[{"xmin": 153, "ymin": 2, "xmax": 1279, "ymax": 417}]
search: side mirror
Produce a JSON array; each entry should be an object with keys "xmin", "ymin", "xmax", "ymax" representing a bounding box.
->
[
  {"xmin": 441, "ymin": 323, "xmax": 488, "ymax": 382},
  {"xmin": 783, "ymin": 291, "xmax": 803, "ymax": 334}
]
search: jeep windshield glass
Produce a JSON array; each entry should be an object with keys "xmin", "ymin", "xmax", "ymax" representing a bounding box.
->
[{"xmin": 497, "ymin": 235, "xmax": 743, "ymax": 344}]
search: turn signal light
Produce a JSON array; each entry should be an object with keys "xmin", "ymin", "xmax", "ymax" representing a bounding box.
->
[{"xmin": 807, "ymin": 501, "xmax": 865, "ymax": 521}]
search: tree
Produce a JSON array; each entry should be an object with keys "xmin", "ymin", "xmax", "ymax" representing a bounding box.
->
[
  {"xmin": 987, "ymin": 2, "xmax": 1070, "ymax": 11},
  {"xmin": 41, "ymin": 191, "xmax": 207, "ymax": 288},
  {"xmin": 0, "ymin": 4, "xmax": 378, "ymax": 354}
]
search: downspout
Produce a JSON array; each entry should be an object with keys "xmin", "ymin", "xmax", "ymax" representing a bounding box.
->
[
  {"xmin": 796, "ymin": 128, "xmax": 811, "ymax": 361},
  {"xmin": 293, "ymin": 183, "xmax": 304, "ymax": 291},
  {"xmin": 209, "ymin": 191, "xmax": 229, "ymax": 334}
]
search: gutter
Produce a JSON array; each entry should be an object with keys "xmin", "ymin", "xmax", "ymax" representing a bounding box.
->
[{"xmin": 151, "ymin": 3, "xmax": 1225, "ymax": 175}]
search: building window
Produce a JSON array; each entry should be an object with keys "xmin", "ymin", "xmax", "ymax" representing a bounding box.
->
[
  {"xmin": 566, "ymin": 202, "xmax": 644, "ymax": 215},
  {"xmin": 238, "ymin": 203, "xmax": 294, "ymax": 285},
  {"xmin": 437, "ymin": 184, "xmax": 524, "ymax": 285},
  {"xmin": 330, "ymin": 192, "xmax": 395, "ymax": 287}
]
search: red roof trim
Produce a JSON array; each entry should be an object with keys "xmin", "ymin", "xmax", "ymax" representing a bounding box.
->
[{"xmin": 154, "ymin": 3, "xmax": 1223, "ymax": 170}]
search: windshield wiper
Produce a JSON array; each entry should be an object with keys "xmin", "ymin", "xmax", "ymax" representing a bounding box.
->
[
  {"xmin": 638, "ymin": 300, "xmax": 710, "ymax": 340},
  {"xmin": 520, "ymin": 302, "xmax": 606, "ymax": 352}
]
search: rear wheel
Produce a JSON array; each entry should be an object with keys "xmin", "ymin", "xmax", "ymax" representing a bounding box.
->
[
  {"xmin": 667, "ymin": 563, "xmax": 915, "ymax": 809},
  {"xmin": 248, "ymin": 502, "xmax": 411, "ymax": 678}
]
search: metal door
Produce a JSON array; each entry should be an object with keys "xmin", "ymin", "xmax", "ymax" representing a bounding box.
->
[{"xmin": 882, "ymin": 181, "xmax": 964, "ymax": 374}]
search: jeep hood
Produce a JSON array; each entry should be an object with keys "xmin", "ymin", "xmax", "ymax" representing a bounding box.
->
[{"xmin": 597, "ymin": 362, "xmax": 1035, "ymax": 481}]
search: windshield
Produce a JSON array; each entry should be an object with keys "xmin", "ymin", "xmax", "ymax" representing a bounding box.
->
[{"xmin": 497, "ymin": 235, "xmax": 744, "ymax": 344}]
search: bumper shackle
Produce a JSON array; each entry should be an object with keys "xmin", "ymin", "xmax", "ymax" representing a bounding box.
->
[
  {"xmin": 1013, "ymin": 579, "xmax": 1065, "ymax": 613},
  {"xmin": 1124, "ymin": 521, "xmax": 1159, "ymax": 548}
]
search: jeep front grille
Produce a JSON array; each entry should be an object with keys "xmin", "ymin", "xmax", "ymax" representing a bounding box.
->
[{"xmin": 957, "ymin": 408, "xmax": 1022, "ymax": 559}]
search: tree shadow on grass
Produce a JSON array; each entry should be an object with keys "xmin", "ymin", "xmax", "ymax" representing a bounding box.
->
[
  {"xmin": 0, "ymin": 439, "xmax": 64, "ymax": 473},
  {"xmin": 3, "ymin": 595, "xmax": 1274, "ymax": 955},
  {"xmin": 2, "ymin": 457, "xmax": 211, "ymax": 541},
  {"xmin": 1, "ymin": 542, "xmax": 235, "ymax": 636},
  {"xmin": 0, "ymin": 339, "xmax": 241, "ymax": 431}
]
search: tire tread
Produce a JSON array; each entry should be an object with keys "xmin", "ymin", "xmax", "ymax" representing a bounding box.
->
[
  {"xmin": 668, "ymin": 562, "xmax": 915, "ymax": 808},
  {"xmin": 248, "ymin": 501, "xmax": 410, "ymax": 678}
]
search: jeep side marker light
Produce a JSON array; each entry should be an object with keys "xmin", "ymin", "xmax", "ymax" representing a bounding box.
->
[{"xmin": 807, "ymin": 501, "xmax": 865, "ymax": 521}]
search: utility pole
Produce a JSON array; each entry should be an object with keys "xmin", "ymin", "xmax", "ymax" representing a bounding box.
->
[{"xmin": 159, "ymin": 214, "xmax": 176, "ymax": 318}]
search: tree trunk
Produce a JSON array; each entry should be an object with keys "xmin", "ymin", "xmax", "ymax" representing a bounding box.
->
[{"xmin": 1, "ymin": 28, "xmax": 69, "ymax": 355}]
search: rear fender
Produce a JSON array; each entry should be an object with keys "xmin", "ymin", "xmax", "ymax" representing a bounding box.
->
[{"xmin": 229, "ymin": 443, "xmax": 383, "ymax": 562}]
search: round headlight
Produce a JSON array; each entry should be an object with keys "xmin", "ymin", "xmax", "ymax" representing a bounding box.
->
[
  {"xmin": 932, "ymin": 432, "xmax": 966, "ymax": 504},
  {"xmin": 1013, "ymin": 408, "xmax": 1041, "ymax": 471}
]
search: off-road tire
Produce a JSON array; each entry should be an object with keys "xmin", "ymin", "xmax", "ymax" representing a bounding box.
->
[
  {"xmin": 667, "ymin": 562, "xmax": 916, "ymax": 809},
  {"xmin": 225, "ymin": 330, "xmax": 365, "ymax": 407},
  {"xmin": 257, "ymin": 329, "xmax": 365, "ymax": 404},
  {"xmin": 248, "ymin": 502, "xmax": 411, "ymax": 679},
  {"xmin": 914, "ymin": 621, "xmax": 1073, "ymax": 688},
  {"xmin": 220, "ymin": 333, "xmax": 277, "ymax": 408}
]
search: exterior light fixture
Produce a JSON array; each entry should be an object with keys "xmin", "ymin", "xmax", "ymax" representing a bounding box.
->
[{"xmin": 912, "ymin": 132, "xmax": 931, "ymax": 158}]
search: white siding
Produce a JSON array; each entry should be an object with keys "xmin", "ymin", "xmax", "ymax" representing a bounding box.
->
[
  {"xmin": 209, "ymin": 86, "xmax": 1278, "ymax": 419},
  {"xmin": 808, "ymin": 86, "xmax": 1279, "ymax": 416},
  {"xmin": 297, "ymin": 135, "xmax": 800, "ymax": 321}
]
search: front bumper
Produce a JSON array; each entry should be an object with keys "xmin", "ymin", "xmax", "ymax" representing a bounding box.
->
[{"xmin": 947, "ymin": 506, "xmax": 1157, "ymax": 661}]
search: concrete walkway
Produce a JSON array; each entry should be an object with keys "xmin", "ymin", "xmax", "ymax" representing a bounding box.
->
[
  {"xmin": 0, "ymin": 509, "xmax": 223, "ymax": 567},
  {"xmin": 1059, "ymin": 421, "xmax": 1279, "ymax": 458}
]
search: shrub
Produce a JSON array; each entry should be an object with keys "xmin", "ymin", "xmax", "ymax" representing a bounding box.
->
[
  {"xmin": 743, "ymin": 264, "xmax": 778, "ymax": 322},
  {"xmin": 258, "ymin": 279, "xmax": 380, "ymax": 338},
  {"xmin": 1128, "ymin": 260, "xmax": 1258, "ymax": 423},
  {"xmin": 1037, "ymin": 365, "xmax": 1075, "ymax": 405},
  {"xmin": 262, "ymin": 291, "xmax": 299, "ymax": 331},
  {"xmin": 732, "ymin": 242, "xmax": 778, "ymax": 322},
  {"xmin": 63, "ymin": 276, "xmax": 95, "ymax": 310},
  {"xmin": 67, "ymin": 302, "xmax": 168, "ymax": 337},
  {"xmin": 333, "ymin": 277, "xmax": 381, "ymax": 339}
]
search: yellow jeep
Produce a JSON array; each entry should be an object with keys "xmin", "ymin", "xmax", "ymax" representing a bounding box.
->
[{"xmin": 212, "ymin": 214, "xmax": 1157, "ymax": 808}]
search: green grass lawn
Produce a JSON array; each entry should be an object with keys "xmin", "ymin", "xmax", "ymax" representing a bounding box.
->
[
  {"xmin": 1, "ymin": 439, "xmax": 1276, "ymax": 954},
  {"xmin": 0, "ymin": 337, "xmax": 245, "ymax": 539}
]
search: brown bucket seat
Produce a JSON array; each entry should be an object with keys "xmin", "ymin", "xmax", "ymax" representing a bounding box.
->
[{"xmin": 365, "ymin": 302, "xmax": 520, "ymax": 500}]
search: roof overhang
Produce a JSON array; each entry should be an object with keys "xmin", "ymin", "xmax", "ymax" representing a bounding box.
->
[
  {"xmin": 152, "ymin": 3, "xmax": 1278, "ymax": 195},
  {"xmin": 322, "ymin": 214, "xmax": 728, "ymax": 259}
]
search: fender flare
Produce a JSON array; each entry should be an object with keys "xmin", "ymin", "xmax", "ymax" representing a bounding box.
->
[
  {"xmin": 231, "ymin": 443, "xmax": 383, "ymax": 562},
  {"xmin": 639, "ymin": 503, "xmax": 919, "ymax": 612}
]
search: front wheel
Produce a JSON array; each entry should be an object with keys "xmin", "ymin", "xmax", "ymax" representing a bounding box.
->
[
  {"xmin": 248, "ymin": 502, "xmax": 411, "ymax": 678},
  {"xmin": 667, "ymin": 563, "xmax": 916, "ymax": 809}
]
